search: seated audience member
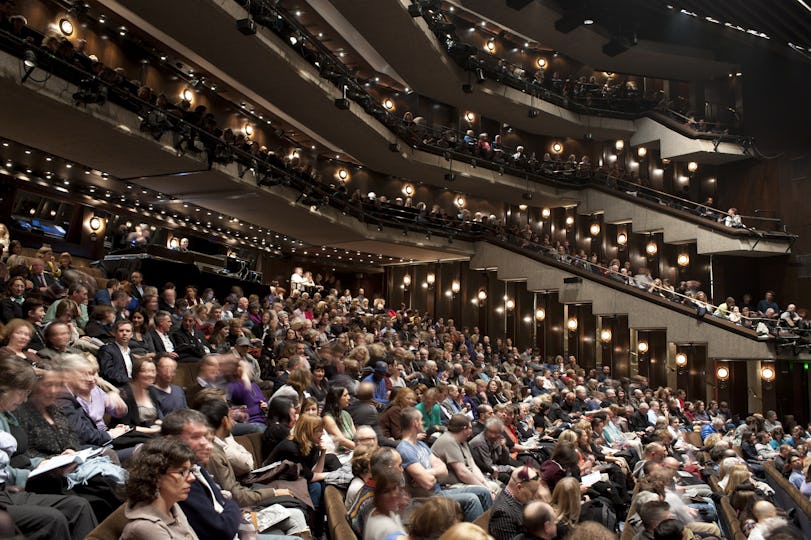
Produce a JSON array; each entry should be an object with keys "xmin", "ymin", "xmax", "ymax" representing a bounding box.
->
[
  {"xmin": 431, "ymin": 414, "xmax": 499, "ymax": 496},
  {"xmin": 397, "ymin": 406, "xmax": 490, "ymax": 522},
  {"xmin": 97, "ymin": 319, "xmax": 136, "ymax": 388},
  {"xmin": 363, "ymin": 467, "xmax": 407, "ymax": 540},
  {"xmin": 0, "ymin": 355, "xmax": 98, "ymax": 540},
  {"xmin": 198, "ymin": 399, "xmax": 312, "ymax": 538},
  {"xmin": 347, "ymin": 381, "xmax": 396, "ymax": 448},
  {"xmin": 322, "ymin": 385, "xmax": 356, "ymax": 459},
  {"xmin": 148, "ymin": 311, "xmax": 179, "ymax": 359},
  {"xmin": 223, "ymin": 357, "xmax": 267, "ymax": 432},
  {"xmin": 469, "ymin": 417, "xmax": 515, "ymax": 484},
  {"xmin": 489, "ymin": 465, "xmax": 551, "ymax": 540},
  {"xmin": 0, "ymin": 276, "xmax": 26, "ymax": 324},
  {"xmin": 121, "ymin": 437, "xmax": 198, "ymax": 540},
  {"xmin": 347, "ymin": 447, "xmax": 403, "ymax": 538},
  {"xmin": 262, "ymin": 396, "xmax": 298, "ymax": 460},
  {"xmin": 84, "ymin": 304, "xmax": 116, "ymax": 343},
  {"xmin": 512, "ymin": 501, "xmax": 559, "ymax": 540},
  {"xmin": 171, "ymin": 312, "xmax": 210, "ymax": 362},
  {"xmin": 266, "ymin": 413, "xmax": 329, "ymax": 509},
  {"xmin": 37, "ymin": 321, "xmax": 84, "ymax": 362},
  {"xmin": 634, "ymin": 500, "xmax": 672, "ymax": 540},
  {"xmin": 93, "ymin": 279, "xmax": 118, "ymax": 306},
  {"xmin": 185, "ymin": 353, "xmax": 226, "ymax": 406},
  {"xmin": 346, "ymin": 443, "xmax": 377, "ymax": 509},
  {"xmin": 161, "ymin": 409, "xmax": 254, "ymax": 540},
  {"xmin": 787, "ymin": 454, "xmax": 805, "ymax": 489},
  {"xmin": 56, "ymin": 354, "xmax": 130, "ymax": 447},
  {"xmin": 21, "ymin": 297, "xmax": 46, "ymax": 351},
  {"xmin": 0, "ymin": 318, "xmax": 41, "ymax": 367},
  {"xmin": 378, "ymin": 387, "xmax": 417, "ymax": 443},
  {"xmin": 361, "ymin": 361, "xmax": 391, "ymax": 405},
  {"xmin": 44, "ymin": 283, "xmax": 90, "ymax": 330},
  {"xmin": 113, "ymin": 357, "xmax": 163, "ymax": 434},
  {"xmin": 550, "ymin": 477, "xmax": 581, "ymax": 537},
  {"xmin": 151, "ymin": 353, "xmax": 188, "ymax": 414},
  {"xmin": 748, "ymin": 501, "xmax": 787, "ymax": 540},
  {"xmin": 406, "ymin": 498, "xmax": 463, "ymax": 540}
]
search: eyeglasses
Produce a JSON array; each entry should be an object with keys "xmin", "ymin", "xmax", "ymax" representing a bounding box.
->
[{"xmin": 168, "ymin": 464, "xmax": 200, "ymax": 479}]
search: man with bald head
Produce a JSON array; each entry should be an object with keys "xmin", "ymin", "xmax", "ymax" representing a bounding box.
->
[
  {"xmin": 347, "ymin": 381, "xmax": 396, "ymax": 447},
  {"xmin": 513, "ymin": 501, "xmax": 559, "ymax": 540},
  {"xmin": 489, "ymin": 465, "xmax": 550, "ymax": 540}
]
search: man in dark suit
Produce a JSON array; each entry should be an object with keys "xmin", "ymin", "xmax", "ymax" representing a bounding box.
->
[
  {"xmin": 147, "ymin": 311, "xmax": 179, "ymax": 359},
  {"xmin": 29, "ymin": 258, "xmax": 56, "ymax": 293},
  {"xmin": 97, "ymin": 319, "xmax": 134, "ymax": 388},
  {"xmin": 347, "ymin": 382, "xmax": 397, "ymax": 447},
  {"xmin": 171, "ymin": 312, "xmax": 210, "ymax": 362},
  {"xmin": 129, "ymin": 270, "xmax": 146, "ymax": 308},
  {"xmin": 161, "ymin": 409, "xmax": 246, "ymax": 540}
]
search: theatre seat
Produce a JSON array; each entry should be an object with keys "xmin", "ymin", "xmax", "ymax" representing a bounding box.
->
[
  {"xmin": 473, "ymin": 508, "xmax": 491, "ymax": 530},
  {"xmin": 324, "ymin": 485, "xmax": 356, "ymax": 540},
  {"xmin": 86, "ymin": 503, "xmax": 127, "ymax": 540},
  {"xmin": 234, "ymin": 431, "xmax": 265, "ymax": 468}
]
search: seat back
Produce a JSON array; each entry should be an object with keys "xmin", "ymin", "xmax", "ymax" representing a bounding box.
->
[
  {"xmin": 234, "ymin": 431, "xmax": 265, "ymax": 468},
  {"xmin": 325, "ymin": 485, "xmax": 356, "ymax": 540},
  {"xmin": 86, "ymin": 503, "xmax": 127, "ymax": 540}
]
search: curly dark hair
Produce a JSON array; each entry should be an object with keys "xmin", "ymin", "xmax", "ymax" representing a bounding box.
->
[{"xmin": 125, "ymin": 437, "xmax": 195, "ymax": 505}]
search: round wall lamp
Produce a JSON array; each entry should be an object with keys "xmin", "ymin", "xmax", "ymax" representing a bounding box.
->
[
  {"xmin": 687, "ymin": 161, "xmax": 699, "ymax": 173},
  {"xmin": 426, "ymin": 272, "xmax": 436, "ymax": 286},
  {"xmin": 565, "ymin": 215, "xmax": 575, "ymax": 227},
  {"xmin": 181, "ymin": 88, "xmax": 193, "ymax": 102},
  {"xmin": 383, "ymin": 98, "xmax": 394, "ymax": 110},
  {"xmin": 243, "ymin": 124, "xmax": 254, "ymax": 137},
  {"xmin": 477, "ymin": 289, "xmax": 488, "ymax": 302},
  {"xmin": 505, "ymin": 298, "xmax": 515, "ymax": 311},
  {"xmin": 599, "ymin": 329, "xmax": 612, "ymax": 343},
  {"xmin": 454, "ymin": 195, "xmax": 466, "ymax": 208},
  {"xmin": 89, "ymin": 216, "xmax": 102, "ymax": 232},
  {"xmin": 59, "ymin": 17, "xmax": 74, "ymax": 36},
  {"xmin": 675, "ymin": 353, "xmax": 688, "ymax": 367},
  {"xmin": 535, "ymin": 308, "xmax": 546, "ymax": 321},
  {"xmin": 617, "ymin": 232, "xmax": 628, "ymax": 245},
  {"xmin": 566, "ymin": 317, "xmax": 578, "ymax": 331},
  {"xmin": 451, "ymin": 279, "xmax": 461, "ymax": 294},
  {"xmin": 337, "ymin": 168, "xmax": 349, "ymax": 181},
  {"xmin": 646, "ymin": 240, "xmax": 658, "ymax": 256},
  {"xmin": 464, "ymin": 111, "xmax": 475, "ymax": 123},
  {"xmin": 761, "ymin": 365, "xmax": 776, "ymax": 382},
  {"xmin": 485, "ymin": 39, "xmax": 496, "ymax": 53},
  {"xmin": 615, "ymin": 140, "xmax": 624, "ymax": 151},
  {"xmin": 637, "ymin": 147, "xmax": 647, "ymax": 158},
  {"xmin": 638, "ymin": 341, "xmax": 649, "ymax": 354},
  {"xmin": 402, "ymin": 274, "xmax": 412, "ymax": 288},
  {"xmin": 716, "ymin": 366, "xmax": 730, "ymax": 381},
  {"xmin": 402, "ymin": 184, "xmax": 414, "ymax": 196},
  {"xmin": 677, "ymin": 253, "xmax": 690, "ymax": 267},
  {"xmin": 537, "ymin": 57, "xmax": 547, "ymax": 68},
  {"xmin": 552, "ymin": 142, "xmax": 563, "ymax": 154},
  {"xmin": 541, "ymin": 208, "xmax": 551, "ymax": 219},
  {"xmin": 589, "ymin": 222, "xmax": 601, "ymax": 236}
]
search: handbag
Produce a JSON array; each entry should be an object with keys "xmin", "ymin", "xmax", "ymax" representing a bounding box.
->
[{"xmin": 242, "ymin": 459, "xmax": 301, "ymax": 485}]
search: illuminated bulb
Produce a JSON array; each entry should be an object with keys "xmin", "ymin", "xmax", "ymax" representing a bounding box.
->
[
  {"xmin": 552, "ymin": 142, "xmax": 563, "ymax": 154},
  {"xmin": 464, "ymin": 111, "xmax": 475, "ymax": 123},
  {"xmin": 337, "ymin": 168, "xmax": 349, "ymax": 181},
  {"xmin": 477, "ymin": 289, "xmax": 488, "ymax": 301},
  {"xmin": 761, "ymin": 366, "xmax": 775, "ymax": 382},
  {"xmin": 59, "ymin": 17, "xmax": 74, "ymax": 36},
  {"xmin": 402, "ymin": 274, "xmax": 411, "ymax": 287},
  {"xmin": 589, "ymin": 222, "xmax": 601, "ymax": 236},
  {"xmin": 518, "ymin": 204, "xmax": 528, "ymax": 211},
  {"xmin": 181, "ymin": 89, "xmax": 193, "ymax": 102},
  {"xmin": 535, "ymin": 308, "xmax": 546, "ymax": 321},
  {"xmin": 505, "ymin": 298, "xmax": 515, "ymax": 311},
  {"xmin": 687, "ymin": 161, "xmax": 698, "ymax": 172},
  {"xmin": 615, "ymin": 140, "xmax": 624, "ymax": 151},
  {"xmin": 638, "ymin": 341, "xmax": 649, "ymax": 353},
  {"xmin": 600, "ymin": 329, "xmax": 612, "ymax": 342},
  {"xmin": 677, "ymin": 254, "xmax": 690, "ymax": 267},
  {"xmin": 617, "ymin": 232, "xmax": 628, "ymax": 245},
  {"xmin": 537, "ymin": 57, "xmax": 547, "ymax": 68},
  {"xmin": 675, "ymin": 353, "xmax": 688, "ymax": 367},
  {"xmin": 451, "ymin": 279, "xmax": 461, "ymax": 294},
  {"xmin": 485, "ymin": 39, "xmax": 496, "ymax": 52},
  {"xmin": 383, "ymin": 98, "xmax": 394, "ymax": 110},
  {"xmin": 566, "ymin": 317, "xmax": 578, "ymax": 331},
  {"xmin": 455, "ymin": 196, "xmax": 466, "ymax": 208},
  {"xmin": 565, "ymin": 215, "xmax": 574, "ymax": 227},
  {"xmin": 403, "ymin": 184, "xmax": 414, "ymax": 196},
  {"xmin": 637, "ymin": 147, "xmax": 647, "ymax": 158},
  {"xmin": 646, "ymin": 240, "xmax": 658, "ymax": 255},
  {"xmin": 426, "ymin": 273, "xmax": 436, "ymax": 285},
  {"xmin": 716, "ymin": 366, "xmax": 730, "ymax": 380},
  {"xmin": 243, "ymin": 124, "xmax": 254, "ymax": 137},
  {"xmin": 541, "ymin": 208, "xmax": 551, "ymax": 219}
]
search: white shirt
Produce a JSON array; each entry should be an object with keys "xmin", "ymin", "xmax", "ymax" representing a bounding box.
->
[
  {"xmin": 156, "ymin": 330, "xmax": 174, "ymax": 352},
  {"xmin": 290, "ymin": 272, "xmax": 305, "ymax": 291},
  {"xmin": 116, "ymin": 342, "xmax": 133, "ymax": 377}
]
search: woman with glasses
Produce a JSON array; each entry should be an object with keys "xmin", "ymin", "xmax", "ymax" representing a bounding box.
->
[{"xmin": 121, "ymin": 437, "xmax": 198, "ymax": 539}]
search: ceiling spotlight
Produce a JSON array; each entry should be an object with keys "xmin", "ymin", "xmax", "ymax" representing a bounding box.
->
[
  {"xmin": 552, "ymin": 142, "xmax": 563, "ymax": 154},
  {"xmin": 541, "ymin": 208, "xmax": 551, "ymax": 219},
  {"xmin": 59, "ymin": 17, "xmax": 74, "ymax": 36},
  {"xmin": 464, "ymin": 111, "xmax": 475, "ymax": 123},
  {"xmin": 637, "ymin": 147, "xmax": 647, "ymax": 158},
  {"xmin": 383, "ymin": 98, "xmax": 394, "ymax": 110},
  {"xmin": 646, "ymin": 240, "xmax": 658, "ymax": 256},
  {"xmin": 583, "ymin": 18, "xmax": 594, "ymax": 25},
  {"xmin": 675, "ymin": 353, "xmax": 688, "ymax": 367},
  {"xmin": 687, "ymin": 161, "xmax": 698, "ymax": 172},
  {"xmin": 638, "ymin": 341, "xmax": 649, "ymax": 353},
  {"xmin": 677, "ymin": 253, "xmax": 690, "ymax": 267},
  {"xmin": 716, "ymin": 366, "xmax": 730, "ymax": 381},
  {"xmin": 535, "ymin": 308, "xmax": 546, "ymax": 321}
]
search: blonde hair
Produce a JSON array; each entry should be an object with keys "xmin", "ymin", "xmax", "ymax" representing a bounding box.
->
[
  {"xmin": 551, "ymin": 477, "xmax": 581, "ymax": 526},
  {"xmin": 289, "ymin": 413, "xmax": 325, "ymax": 456},
  {"xmin": 557, "ymin": 429, "xmax": 579, "ymax": 446},
  {"xmin": 724, "ymin": 466, "xmax": 752, "ymax": 496},
  {"xmin": 438, "ymin": 523, "xmax": 494, "ymax": 540}
]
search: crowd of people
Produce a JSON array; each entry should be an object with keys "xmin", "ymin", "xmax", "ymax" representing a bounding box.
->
[{"xmin": 0, "ymin": 222, "xmax": 808, "ymax": 540}]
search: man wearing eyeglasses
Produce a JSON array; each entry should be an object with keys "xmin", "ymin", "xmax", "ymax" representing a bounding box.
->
[{"xmin": 489, "ymin": 466, "xmax": 551, "ymax": 540}]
